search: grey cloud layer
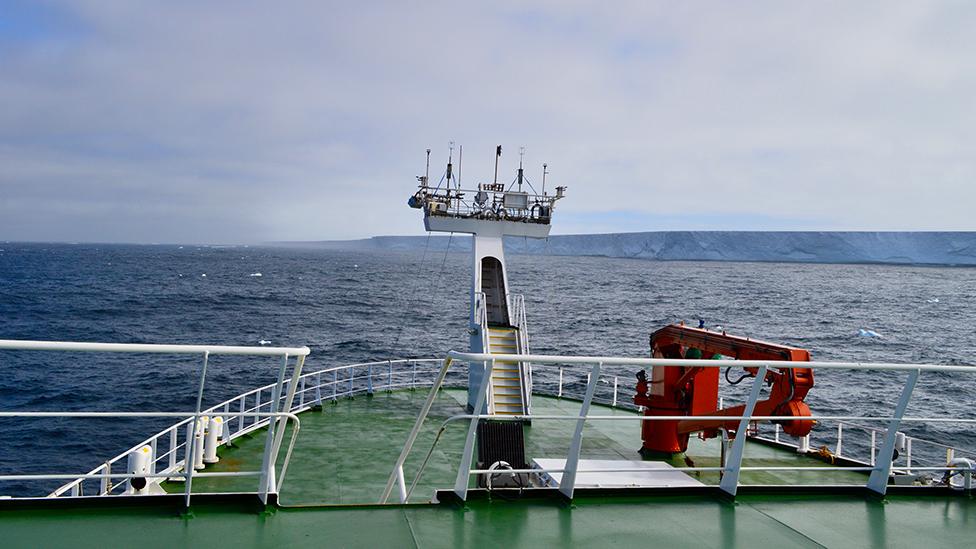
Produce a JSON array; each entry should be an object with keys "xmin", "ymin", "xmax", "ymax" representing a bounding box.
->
[{"xmin": 2, "ymin": 2, "xmax": 974, "ymax": 242}]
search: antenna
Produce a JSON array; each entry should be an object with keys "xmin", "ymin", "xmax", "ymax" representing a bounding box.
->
[
  {"xmin": 493, "ymin": 145, "xmax": 501, "ymax": 185},
  {"xmin": 542, "ymin": 163, "xmax": 548, "ymax": 196},
  {"xmin": 517, "ymin": 146, "xmax": 525, "ymax": 192},
  {"xmin": 446, "ymin": 141, "xmax": 454, "ymax": 185},
  {"xmin": 457, "ymin": 145, "xmax": 462, "ymax": 190},
  {"xmin": 425, "ymin": 148, "xmax": 431, "ymax": 188}
]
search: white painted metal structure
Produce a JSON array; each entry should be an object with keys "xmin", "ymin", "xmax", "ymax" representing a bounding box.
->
[{"xmin": 408, "ymin": 147, "xmax": 565, "ymax": 412}]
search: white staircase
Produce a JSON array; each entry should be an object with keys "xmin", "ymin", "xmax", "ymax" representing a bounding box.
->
[{"xmin": 487, "ymin": 326, "xmax": 526, "ymax": 416}]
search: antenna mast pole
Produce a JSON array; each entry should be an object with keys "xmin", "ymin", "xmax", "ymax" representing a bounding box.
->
[
  {"xmin": 446, "ymin": 141, "xmax": 454, "ymax": 187},
  {"xmin": 425, "ymin": 149, "xmax": 431, "ymax": 188},
  {"xmin": 542, "ymin": 163, "xmax": 548, "ymax": 195},
  {"xmin": 493, "ymin": 145, "xmax": 501, "ymax": 185},
  {"xmin": 517, "ymin": 146, "xmax": 525, "ymax": 192},
  {"xmin": 457, "ymin": 145, "xmax": 463, "ymax": 189}
]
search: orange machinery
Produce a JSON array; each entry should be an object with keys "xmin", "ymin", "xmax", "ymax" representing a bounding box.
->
[{"xmin": 634, "ymin": 324, "xmax": 815, "ymax": 455}]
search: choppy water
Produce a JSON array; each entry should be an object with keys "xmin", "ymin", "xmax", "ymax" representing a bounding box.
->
[{"xmin": 1, "ymin": 243, "xmax": 975, "ymax": 496}]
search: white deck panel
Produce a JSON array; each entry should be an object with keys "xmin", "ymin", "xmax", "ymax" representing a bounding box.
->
[{"xmin": 531, "ymin": 459, "xmax": 706, "ymax": 488}]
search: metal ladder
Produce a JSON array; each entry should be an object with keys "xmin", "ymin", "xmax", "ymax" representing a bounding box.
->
[{"xmin": 487, "ymin": 326, "xmax": 525, "ymax": 415}]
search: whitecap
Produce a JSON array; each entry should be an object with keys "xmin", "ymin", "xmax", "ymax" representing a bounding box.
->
[
  {"xmin": 258, "ymin": 339, "xmax": 272, "ymax": 345},
  {"xmin": 201, "ymin": 273, "xmax": 207, "ymax": 277},
  {"xmin": 857, "ymin": 329, "xmax": 883, "ymax": 338},
  {"xmin": 249, "ymin": 273, "xmax": 263, "ymax": 277},
  {"xmin": 926, "ymin": 298, "xmax": 940, "ymax": 303}
]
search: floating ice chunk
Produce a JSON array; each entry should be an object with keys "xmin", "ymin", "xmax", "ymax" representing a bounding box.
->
[
  {"xmin": 258, "ymin": 339, "xmax": 272, "ymax": 346},
  {"xmin": 201, "ymin": 273, "xmax": 207, "ymax": 277},
  {"xmin": 249, "ymin": 273, "xmax": 262, "ymax": 277},
  {"xmin": 857, "ymin": 329, "xmax": 883, "ymax": 338},
  {"xmin": 353, "ymin": 264, "xmax": 359, "ymax": 268},
  {"xmin": 926, "ymin": 298, "xmax": 940, "ymax": 303}
]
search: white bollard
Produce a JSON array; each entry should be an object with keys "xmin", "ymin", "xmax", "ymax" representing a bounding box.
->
[
  {"xmin": 797, "ymin": 434, "xmax": 811, "ymax": 453},
  {"xmin": 895, "ymin": 431, "xmax": 907, "ymax": 453},
  {"xmin": 193, "ymin": 416, "xmax": 207, "ymax": 470},
  {"xmin": 204, "ymin": 416, "xmax": 223, "ymax": 464},
  {"xmin": 126, "ymin": 445, "xmax": 153, "ymax": 495}
]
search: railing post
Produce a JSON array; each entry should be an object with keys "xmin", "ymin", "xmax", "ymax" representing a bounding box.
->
[
  {"xmin": 315, "ymin": 372, "xmax": 323, "ymax": 407},
  {"xmin": 258, "ymin": 354, "xmax": 290, "ymax": 505},
  {"xmin": 238, "ymin": 396, "xmax": 245, "ymax": 434},
  {"xmin": 367, "ymin": 365, "xmax": 374, "ymax": 395},
  {"xmin": 774, "ymin": 423, "xmax": 781, "ymax": 443},
  {"xmin": 168, "ymin": 428, "xmax": 177, "ymax": 470},
  {"xmin": 558, "ymin": 367, "xmax": 563, "ymax": 398},
  {"xmin": 453, "ymin": 358, "xmax": 496, "ymax": 502},
  {"xmin": 267, "ymin": 355, "xmax": 306, "ymax": 498},
  {"xmin": 380, "ymin": 357, "xmax": 455, "ymax": 503},
  {"xmin": 867, "ymin": 369, "xmax": 920, "ymax": 495},
  {"xmin": 299, "ymin": 377, "xmax": 306, "ymax": 408},
  {"xmin": 906, "ymin": 437, "xmax": 913, "ymax": 474},
  {"xmin": 388, "ymin": 360, "xmax": 394, "ymax": 391},
  {"xmin": 612, "ymin": 376, "xmax": 618, "ymax": 407},
  {"xmin": 870, "ymin": 431, "xmax": 877, "ymax": 466},
  {"xmin": 412, "ymin": 361, "xmax": 418, "ymax": 388},
  {"xmin": 836, "ymin": 423, "xmax": 844, "ymax": 457},
  {"xmin": 719, "ymin": 365, "xmax": 767, "ymax": 497},
  {"xmin": 255, "ymin": 391, "xmax": 262, "ymax": 424},
  {"xmin": 349, "ymin": 367, "xmax": 355, "ymax": 396},
  {"xmin": 397, "ymin": 465, "xmax": 408, "ymax": 503},
  {"xmin": 150, "ymin": 438, "xmax": 158, "ymax": 477},
  {"xmin": 101, "ymin": 462, "xmax": 110, "ymax": 495},
  {"xmin": 560, "ymin": 362, "xmax": 602, "ymax": 499},
  {"xmin": 333, "ymin": 370, "xmax": 338, "ymax": 401},
  {"xmin": 184, "ymin": 350, "xmax": 209, "ymax": 508}
]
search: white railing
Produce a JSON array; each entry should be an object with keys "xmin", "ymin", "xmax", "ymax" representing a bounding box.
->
[
  {"xmin": 44, "ymin": 355, "xmax": 450, "ymax": 502},
  {"xmin": 382, "ymin": 351, "xmax": 976, "ymax": 503},
  {"xmin": 415, "ymin": 185, "xmax": 562, "ymax": 224},
  {"xmin": 508, "ymin": 293, "xmax": 532, "ymax": 414},
  {"xmin": 0, "ymin": 339, "xmax": 310, "ymax": 506}
]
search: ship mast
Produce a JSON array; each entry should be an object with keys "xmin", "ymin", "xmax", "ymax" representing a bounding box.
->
[{"xmin": 408, "ymin": 145, "xmax": 566, "ymax": 413}]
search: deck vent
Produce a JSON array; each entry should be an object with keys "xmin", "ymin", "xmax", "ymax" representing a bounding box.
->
[{"xmin": 476, "ymin": 420, "xmax": 528, "ymax": 488}]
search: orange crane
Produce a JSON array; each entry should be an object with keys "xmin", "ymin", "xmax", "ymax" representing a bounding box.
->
[{"xmin": 633, "ymin": 324, "xmax": 815, "ymax": 455}]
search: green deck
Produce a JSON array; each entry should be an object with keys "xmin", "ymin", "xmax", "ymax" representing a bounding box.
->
[
  {"xmin": 1, "ymin": 493, "xmax": 973, "ymax": 548},
  {"xmin": 172, "ymin": 388, "xmax": 867, "ymax": 504},
  {"xmin": 3, "ymin": 389, "xmax": 973, "ymax": 548}
]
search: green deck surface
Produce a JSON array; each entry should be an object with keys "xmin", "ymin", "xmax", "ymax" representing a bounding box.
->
[
  {"xmin": 3, "ymin": 389, "xmax": 973, "ymax": 548},
  {"xmin": 1, "ymin": 494, "xmax": 973, "ymax": 548},
  {"xmin": 167, "ymin": 389, "xmax": 868, "ymax": 504}
]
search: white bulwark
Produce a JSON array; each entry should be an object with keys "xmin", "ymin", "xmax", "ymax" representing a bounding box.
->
[{"xmin": 408, "ymin": 146, "xmax": 566, "ymax": 413}]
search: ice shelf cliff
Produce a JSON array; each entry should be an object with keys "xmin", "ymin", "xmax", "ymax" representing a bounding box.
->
[{"xmin": 288, "ymin": 232, "xmax": 976, "ymax": 266}]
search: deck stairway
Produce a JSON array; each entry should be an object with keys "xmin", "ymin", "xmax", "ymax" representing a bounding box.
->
[{"xmin": 487, "ymin": 326, "xmax": 525, "ymax": 416}]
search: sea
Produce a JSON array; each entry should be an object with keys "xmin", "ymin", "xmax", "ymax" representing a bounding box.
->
[{"xmin": 1, "ymin": 242, "xmax": 975, "ymax": 496}]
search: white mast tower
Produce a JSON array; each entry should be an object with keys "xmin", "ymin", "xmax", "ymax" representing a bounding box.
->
[{"xmin": 408, "ymin": 145, "xmax": 566, "ymax": 413}]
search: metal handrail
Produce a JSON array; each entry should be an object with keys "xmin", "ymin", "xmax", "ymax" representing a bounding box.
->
[
  {"xmin": 11, "ymin": 412, "xmax": 301, "ymax": 499},
  {"xmin": 0, "ymin": 339, "xmax": 310, "ymax": 356},
  {"xmin": 382, "ymin": 351, "xmax": 976, "ymax": 503},
  {"xmin": 447, "ymin": 350, "xmax": 976, "ymax": 372},
  {"xmin": 47, "ymin": 358, "xmax": 446, "ymax": 499},
  {"xmin": 0, "ymin": 339, "xmax": 309, "ymax": 505}
]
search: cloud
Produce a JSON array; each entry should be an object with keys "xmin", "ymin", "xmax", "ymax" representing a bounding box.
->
[{"xmin": 1, "ymin": 1, "xmax": 974, "ymax": 242}]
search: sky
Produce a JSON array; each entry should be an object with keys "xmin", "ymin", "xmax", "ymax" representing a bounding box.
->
[{"xmin": 1, "ymin": 1, "xmax": 974, "ymax": 243}]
